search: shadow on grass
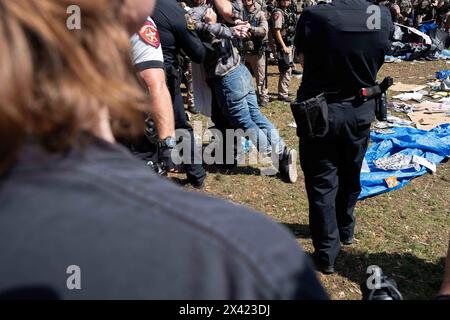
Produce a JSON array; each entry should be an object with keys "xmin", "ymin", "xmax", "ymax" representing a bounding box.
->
[
  {"xmin": 335, "ymin": 249, "xmax": 445, "ymax": 300},
  {"xmin": 205, "ymin": 164, "xmax": 261, "ymax": 176},
  {"xmin": 281, "ymin": 223, "xmax": 445, "ymax": 299},
  {"xmin": 282, "ymin": 223, "xmax": 311, "ymax": 239}
]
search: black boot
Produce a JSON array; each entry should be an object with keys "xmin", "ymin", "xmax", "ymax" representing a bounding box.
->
[{"xmin": 310, "ymin": 253, "xmax": 335, "ymax": 275}]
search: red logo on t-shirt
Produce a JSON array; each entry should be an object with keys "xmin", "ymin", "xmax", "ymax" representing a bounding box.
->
[{"xmin": 139, "ymin": 19, "xmax": 161, "ymax": 48}]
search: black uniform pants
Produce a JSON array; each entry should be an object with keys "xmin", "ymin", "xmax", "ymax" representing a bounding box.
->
[
  {"xmin": 167, "ymin": 68, "xmax": 206, "ymax": 185},
  {"xmin": 299, "ymin": 98, "xmax": 376, "ymax": 267}
]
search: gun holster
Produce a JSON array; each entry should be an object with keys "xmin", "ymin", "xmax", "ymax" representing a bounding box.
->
[
  {"xmin": 290, "ymin": 93, "xmax": 329, "ymax": 139},
  {"xmin": 360, "ymin": 77, "xmax": 393, "ymax": 122},
  {"xmin": 277, "ymin": 52, "xmax": 291, "ymax": 73}
]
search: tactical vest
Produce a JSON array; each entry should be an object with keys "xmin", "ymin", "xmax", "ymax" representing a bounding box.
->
[
  {"xmin": 279, "ymin": 8, "xmax": 297, "ymax": 46},
  {"xmin": 243, "ymin": 10, "xmax": 267, "ymax": 54}
]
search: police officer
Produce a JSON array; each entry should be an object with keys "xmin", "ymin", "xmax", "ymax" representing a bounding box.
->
[
  {"xmin": 265, "ymin": 0, "xmax": 278, "ymax": 64},
  {"xmin": 178, "ymin": 1, "xmax": 199, "ymax": 114},
  {"xmin": 294, "ymin": 0, "xmax": 393, "ymax": 274},
  {"xmin": 272, "ymin": 0, "xmax": 297, "ymax": 103},
  {"xmin": 152, "ymin": 0, "xmax": 208, "ymax": 188},
  {"xmin": 243, "ymin": 0, "xmax": 270, "ymax": 107},
  {"xmin": 130, "ymin": 17, "xmax": 177, "ymax": 174},
  {"xmin": 290, "ymin": 0, "xmax": 304, "ymax": 75}
]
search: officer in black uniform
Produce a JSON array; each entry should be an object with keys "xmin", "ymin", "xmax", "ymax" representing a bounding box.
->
[
  {"xmin": 294, "ymin": 0, "xmax": 393, "ymax": 274},
  {"xmin": 153, "ymin": 0, "xmax": 208, "ymax": 188}
]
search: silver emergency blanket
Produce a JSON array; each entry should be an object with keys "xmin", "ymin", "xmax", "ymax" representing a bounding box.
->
[{"xmin": 374, "ymin": 153, "xmax": 417, "ymax": 171}]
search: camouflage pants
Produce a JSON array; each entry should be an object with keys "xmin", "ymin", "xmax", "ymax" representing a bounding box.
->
[{"xmin": 183, "ymin": 61, "xmax": 195, "ymax": 108}]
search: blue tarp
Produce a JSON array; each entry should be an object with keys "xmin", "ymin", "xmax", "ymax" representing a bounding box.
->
[
  {"xmin": 359, "ymin": 124, "xmax": 450, "ymax": 199},
  {"xmin": 418, "ymin": 22, "xmax": 438, "ymax": 35},
  {"xmin": 436, "ymin": 69, "xmax": 450, "ymax": 80}
]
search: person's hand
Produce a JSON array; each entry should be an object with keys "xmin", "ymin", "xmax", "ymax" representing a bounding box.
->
[
  {"xmin": 234, "ymin": 19, "xmax": 248, "ymax": 26},
  {"xmin": 159, "ymin": 147, "xmax": 178, "ymax": 173},
  {"xmin": 232, "ymin": 23, "xmax": 250, "ymax": 38},
  {"xmin": 282, "ymin": 46, "xmax": 290, "ymax": 55},
  {"xmin": 204, "ymin": 8, "xmax": 217, "ymax": 24}
]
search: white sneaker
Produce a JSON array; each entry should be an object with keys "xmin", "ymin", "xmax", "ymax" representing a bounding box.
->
[{"xmin": 287, "ymin": 149, "xmax": 298, "ymax": 183}]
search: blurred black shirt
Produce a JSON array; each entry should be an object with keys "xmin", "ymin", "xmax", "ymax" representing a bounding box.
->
[{"xmin": 0, "ymin": 137, "xmax": 327, "ymax": 300}]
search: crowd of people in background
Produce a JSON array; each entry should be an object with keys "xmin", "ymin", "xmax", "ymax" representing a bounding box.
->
[{"xmin": 379, "ymin": 0, "xmax": 450, "ymax": 29}]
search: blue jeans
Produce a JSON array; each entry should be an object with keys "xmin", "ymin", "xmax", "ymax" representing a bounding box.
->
[{"xmin": 213, "ymin": 64, "xmax": 286, "ymax": 156}]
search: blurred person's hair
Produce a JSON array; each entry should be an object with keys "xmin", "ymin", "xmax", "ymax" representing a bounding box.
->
[{"xmin": 0, "ymin": 0, "xmax": 147, "ymax": 173}]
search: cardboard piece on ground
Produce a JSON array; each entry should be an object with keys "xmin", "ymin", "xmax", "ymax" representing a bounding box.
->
[
  {"xmin": 408, "ymin": 111, "xmax": 450, "ymax": 130},
  {"xmin": 393, "ymin": 92, "xmax": 423, "ymax": 101},
  {"xmin": 389, "ymin": 82, "xmax": 427, "ymax": 92}
]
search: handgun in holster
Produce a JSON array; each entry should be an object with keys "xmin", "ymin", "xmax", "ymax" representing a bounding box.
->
[
  {"xmin": 359, "ymin": 77, "xmax": 394, "ymax": 122},
  {"xmin": 277, "ymin": 51, "xmax": 291, "ymax": 73}
]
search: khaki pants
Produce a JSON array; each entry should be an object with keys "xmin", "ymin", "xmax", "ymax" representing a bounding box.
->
[
  {"xmin": 278, "ymin": 46, "xmax": 293, "ymax": 99},
  {"xmin": 244, "ymin": 52, "xmax": 269, "ymax": 103}
]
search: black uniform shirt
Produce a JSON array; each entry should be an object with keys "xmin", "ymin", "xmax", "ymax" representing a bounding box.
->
[
  {"xmin": 295, "ymin": 0, "xmax": 393, "ymax": 100},
  {"xmin": 0, "ymin": 137, "xmax": 328, "ymax": 300},
  {"xmin": 152, "ymin": 0, "xmax": 206, "ymax": 70}
]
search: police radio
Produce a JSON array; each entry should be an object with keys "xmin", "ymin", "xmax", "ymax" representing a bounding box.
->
[{"xmin": 359, "ymin": 77, "xmax": 394, "ymax": 122}]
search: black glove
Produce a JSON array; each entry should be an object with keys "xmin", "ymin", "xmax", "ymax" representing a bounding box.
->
[{"xmin": 158, "ymin": 146, "xmax": 177, "ymax": 173}]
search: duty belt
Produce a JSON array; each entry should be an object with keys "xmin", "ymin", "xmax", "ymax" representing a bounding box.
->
[
  {"xmin": 323, "ymin": 77, "xmax": 394, "ymax": 103},
  {"xmin": 323, "ymin": 92, "xmax": 364, "ymax": 104}
]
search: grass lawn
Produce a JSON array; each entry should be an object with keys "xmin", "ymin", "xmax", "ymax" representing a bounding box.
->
[{"xmin": 178, "ymin": 60, "xmax": 450, "ymax": 300}]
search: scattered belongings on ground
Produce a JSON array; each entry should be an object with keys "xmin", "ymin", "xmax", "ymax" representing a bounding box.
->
[
  {"xmin": 387, "ymin": 23, "xmax": 450, "ymax": 62},
  {"xmin": 389, "ymin": 82, "xmax": 427, "ymax": 92},
  {"xmin": 389, "ymin": 69, "xmax": 450, "ymax": 129},
  {"xmin": 360, "ymin": 124, "xmax": 450, "ymax": 199}
]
